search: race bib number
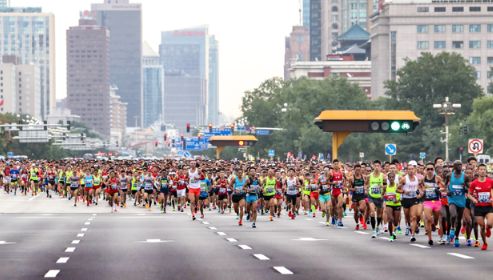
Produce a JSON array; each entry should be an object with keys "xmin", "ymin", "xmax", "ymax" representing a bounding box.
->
[
  {"xmin": 371, "ymin": 185, "xmax": 381, "ymax": 195},
  {"xmin": 266, "ymin": 187, "xmax": 275, "ymax": 194},
  {"xmin": 219, "ymin": 187, "xmax": 227, "ymax": 194},
  {"xmin": 478, "ymin": 192, "xmax": 491, "ymax": 203},
  {"xmin": 354, "ymin": 186, "xmax": 364, "ymax": 195},
  {"xmin": 452, "ymin": 185, "xmax": 464, "ymax": 196},
  {"xmin": 310, "ymin": 184, "xmax": 318, "ymax": 191},
  {"xmin": 334, "ymin": 181, "xmax": 343, "ymax": 189},
  {"xmin": 111, "ymin": 184, "xmax": 118, "ymax": 190},
  {"xmin": 385, "ymin": 194, "xmax": 396, "ymax": 202}
]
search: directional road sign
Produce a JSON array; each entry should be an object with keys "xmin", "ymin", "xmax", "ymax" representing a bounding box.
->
[
  {"xmin": 419, "ymin": 152, "xmax": 426, "ymax": 159},
  {"xmin": 468, "ymin": 138, "xmax": 483, "ymax": 154},
  {"xmin": 268, "ymin": 149, "xmax": 275, "ymax": 157},
  {"xmin": 385, "ymin": 144, "xmax": 397, "ymax": 156}
]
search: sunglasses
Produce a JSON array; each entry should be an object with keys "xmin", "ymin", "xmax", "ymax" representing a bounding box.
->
[{"xmin": 426, "ymin": 168, "xmax": 434, "ymax": 171}]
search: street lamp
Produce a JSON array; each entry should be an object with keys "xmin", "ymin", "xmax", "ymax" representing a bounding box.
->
[{"xmin": 433, "ymin": 97, "xmax": 461, "ymax": 162}]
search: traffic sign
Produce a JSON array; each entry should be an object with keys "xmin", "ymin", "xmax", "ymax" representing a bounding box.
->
[
  {"xmin": 385, "ymin": 144, "xmax": 397, "ymax": 156},
  {"xmin": 255, "ymin": 129, "xmax": 272, "ymax": 136},
  {"xmin": 468, "ymin": 138, "xmax": 484, "ymax": 154},
  {"xmin": 419, "ymin": 152, "xmax": 426, "ymax": 159},
  {"xmin": 359, "ymin": 152, "xmax": 364, "ymax": 158},
  {"xmin": 268, "ymin": 149, "xmax": 275, "ymax": 157}
]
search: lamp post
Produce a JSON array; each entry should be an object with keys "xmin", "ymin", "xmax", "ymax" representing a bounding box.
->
[{"xmin": 433, "ymin": 97, "xmax": 461, "ymax": 162}]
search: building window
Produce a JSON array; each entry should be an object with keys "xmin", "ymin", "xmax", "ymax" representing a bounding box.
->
[
  {"xmin": 434, "ymin": 25, "xmax": 446, "ymax": 33},
  {"xmin": 469, "ymin": 24, "xmax": 481, "ymax": 32},
  {"xmin": 417, "ymin": 25, "xmax": 428, "ymax": 33},
  {"xmin": 476, "ymin": 71, "xmax": 481, "ymax": 79},
  {"xmin": 488, "ymin": 24, "xmax": 493, "ymax": 33},
  {"xmin": 488, "ymin": 40, "xmax": 493, "ymax": 49},
  {"xmin": 434, "ymin": 41, "xmax": 446, "ymax": 49},
  {"xmin": 434, "ymin": 7, "xmax": 446, "ymax": 12},
  {"xmin": 452, "ymin": 24, "xmax": 464, "ymax": 33},
  {"xmin": 469, "ymin": 40, "xmax": 481, "ymax": 49},
  {"xmin": 452, "ymin": 7, "xmax": 464, "ymax": 12},
  {"xmin": 417, "ymin": 7, "xmax": 429, "ymax": 13},
  {"xmin": 452, "ymin": 41, "xmax": 464, "ymax": 49},
  {"xmin": 469, "ymin": 6, "xmax": 481, "ymax": 12},
  {"xmin": 488, "ymin": 6, "xmax": 493, "ymax": 12},
  {"xmin": 470, "ymin": 57, "xmax": 481, "ymax": 65},
  {"xmin": 487, "ymin": 57, "xmax": 493, "ymax": 64},
  {"xmin": 417, "ymin": 41, "xmax": 429, "ymax": 49}
]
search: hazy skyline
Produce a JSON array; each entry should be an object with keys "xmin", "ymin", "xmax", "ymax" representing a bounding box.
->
[{"xmin": 12, "ymin": 0, "xmax": 300, "ymax": 119}]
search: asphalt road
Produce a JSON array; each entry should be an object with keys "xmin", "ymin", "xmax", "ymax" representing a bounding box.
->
[{"xmin": 1, "ymin": 194, "xmax": 493, "ymax": 279}]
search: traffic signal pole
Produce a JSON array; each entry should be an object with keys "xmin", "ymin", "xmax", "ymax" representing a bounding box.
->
[{"xmin": 331, "ymin": 131, "xmax": 350, "ymax": 161}]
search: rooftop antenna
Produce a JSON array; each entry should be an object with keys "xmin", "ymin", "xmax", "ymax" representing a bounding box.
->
[{"xmin": 298, "ymin": 0, "xmax": 302, "ymax": 26}]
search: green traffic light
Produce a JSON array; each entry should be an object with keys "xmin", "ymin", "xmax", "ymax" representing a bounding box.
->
[
  {"xmin": 401, "ymin": 122, "xmax": 411, "ymax": 131},
  {"xmin": 390, "ymin": 121, "xmax": 401, "ymax": 131}
]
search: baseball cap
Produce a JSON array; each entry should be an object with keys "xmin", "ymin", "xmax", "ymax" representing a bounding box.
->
[{"xmin": 408, "ymin": 160, "xmax": 418, "ymax": 167}]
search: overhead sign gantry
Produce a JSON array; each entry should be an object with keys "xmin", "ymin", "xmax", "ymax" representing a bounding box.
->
[
  {"xmin": 314, "ymin": 110, "xmax": 420, "ymax": 160},
  {"xmin": 209, "ymin": 135, "xmax": 258, "ymax": 159}
]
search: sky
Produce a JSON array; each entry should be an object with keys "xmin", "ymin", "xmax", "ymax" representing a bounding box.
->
[{"xmin": 12, "ymin": 0, "xmax": 301, "ymax": 119}]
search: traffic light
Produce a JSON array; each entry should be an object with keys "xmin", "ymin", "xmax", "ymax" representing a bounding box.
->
[
  {"xmin": 80, "ymin": 133, "xmax": 84, "ymax": 142},
  {"xmin": 238, "ymin": 140, "xmax": 244, "ymax": 146},
  {"xmin": 208, "ymin": 123, "xmax": 213, "ymax": 133},
  {"xmin": 368, "ymin": 120, "xmax": 416, "ymax": 133},
  {"xmin": 186, "ymin": 123, "xmax": 190, "ymax": 133}
]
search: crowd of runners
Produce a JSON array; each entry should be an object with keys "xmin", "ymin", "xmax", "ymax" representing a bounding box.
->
[{"xmin": 1, "ymin": 156, "xmax": 492, "ymax": 250}]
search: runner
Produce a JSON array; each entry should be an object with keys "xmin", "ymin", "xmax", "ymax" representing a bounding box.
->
[
  {"xmin": 263, "ymin": 168, "xmax": 277, "ymax": 222},
  {"xmin": 188, "ymin": 162, "xmax": 201, "ymax": 220},
  {"xmin": 318, "ymin": 167, "xmax": 332, "ymax": 226},
  {"xmin": 367, "ymin": 160, "xmax": 385, "ymax": 238},
  {"xmin": 383, "ymin": 172, "xmax": 401, "ymax": 242},
  {"xmin": 446, "ymin": 160, "xmax": 470, "ymax": 247},
  {"xmin": 468, "ymin": 163, "xmax": 493, "ymax": 250},
  {"xmin": 331, "ymin": 159, "xmax": 346, "ymax": 228},
  {"xmin": 400, "ymin": 161, "xmax": 423, "ymax": 242},
  {"xmin": 246, "ymin": 167, "xmax": 261, "ymax": 228},
  {"xmin": 350, "ymin": 164, "xmax": 367, "ymax": 230},
  {"xmin": 231, "ymin": 168, "xmax": 247, "ymax": 226},
  {"xmin": 421, "ymin": 162, "xmax": 444, "ymax": 245}
]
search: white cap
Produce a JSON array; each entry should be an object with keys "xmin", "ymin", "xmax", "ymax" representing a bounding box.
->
[{"xmin": 408, "ymin": 160, "xmax": 418, "ymax": 167}]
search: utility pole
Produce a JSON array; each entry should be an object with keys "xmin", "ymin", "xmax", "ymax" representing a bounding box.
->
[{"xmin": 433, "ymin": 97, "xmax": 461, "ymax": 162}]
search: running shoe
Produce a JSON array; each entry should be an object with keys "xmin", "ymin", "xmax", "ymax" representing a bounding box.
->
[
  {"xmin": 428, "ymin": 240, "xmax": 434, "ymax": 246},
  {"xmin": 192, "ymin": 215, "xmax": 196, "ymax": 221},
  {"xmin": 461, "ymin": 227, "xmax": 466, "ymax": 235},
  {"xmin": 474, "ymin": 240, "xmax": 480, "ymax": 247},
  {"xmin": 487, "ymin": 227, "xmax": 491, "ymax": 238},
  {"xmin": 326, "ymin": 221, "xmax": 330, "ymax": 227},
  {"xmin": 337, "ymin": 221, "xmax": 344, "ymax": 228},
  {"xmin": 384, "ymin": 224, "xmax": 388, "ymax": 233},
  {"xmin": 200, "ymin": 214, "xmax": 204, "ymax": 219},
  {"xmin": 454, "ymin": 238, "xmax": 460, "ymax": 248},
  {"xmin": 312, "ymin": 212, "xmax": 316, "ymax": 218},
  {"xmin": 362, "ymin": 223, "xmax": 368, "ymax": 230},
  {"xmin": 481, "ymin": 243, "xmax": 488, "ymax": 251},
  {"xmin": 372, "ymin": 230, "xmax": 377, "ymax": 238},
  {"xmin": 355, "ymin": 224, "xmax": 360, "ymax": 231},
  {"xmin": 239, "ymin": 220, "xmax": 243, "ymax": 226},
  {"xmin": 252, "ymin": 223, "xmax": 256, "ymax": 229},
  {"xmin": 269, "ymin": 215, "xmax": 273, "ymax": 222},
  {"xmin": 291, "ymin": 214, "xmax": 295, "ymax": 220},
  {"xmin": 246, "ymin": 213, "xmax": 250, "ymax": 221},
  {"xmin": 396, "ymin": 226, "xmax": 402, "ymax": 235},
  {"xmin": 390, "ymin": 235, "xmax": 395, "ymax": 242},
  {"xmin": 410, "ymin": 236, "xmax": 416, "ymax": 242},
  {"xmin": 467, "ymin": 239, "xmax": 472, "ymax": 247},
  {"xmin": 331, "ymin": 216, "xmax": 336, "ymax": 225},
  {"xmin": 438, "ymin": 237, "xmax": 445, "ymax": 245},
  {"xmin": 449, "ymin": 229, "xmax": 455, "ymax": 241},
  {"xmin": 322, "ymin": 211, "xmax": 326, "ymax": 218}
]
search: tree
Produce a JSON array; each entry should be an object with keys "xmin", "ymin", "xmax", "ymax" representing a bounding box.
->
[{"xmin": 384, "ymin": 52, "xmax": 482, "ymax": 159}]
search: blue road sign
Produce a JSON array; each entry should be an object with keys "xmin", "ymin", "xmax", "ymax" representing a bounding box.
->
[
  {"xmin": 268, "ymin": 149, "xmax": 275, "ymax": 157},
  {"xmin": 256, "ymin": 129, "xmax": 272, "ymax": 136},
  {"xmin": 419, "ymin": 152, "xmax": 426, "ymax": 159},
  {"xmin": 385, "ymin": 144, "xmax": 397, "ymax": 156}
]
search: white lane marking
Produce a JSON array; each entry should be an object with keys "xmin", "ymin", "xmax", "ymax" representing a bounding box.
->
[
  {"xmin": 355, "ymin": 231, "xmax": 369, "ymax": 235},
  {"xmin": 273, "ymin": 266, "xmax": 294, "ymax": 275},
  {"xmin": 92, "ymin": 214, "xmax": 97, "ymax": 216},
  {"xmin": 202, "ymin": 221, "xmax": 210, "ymax": 225},
  {"xmin": 448, "ymin": 253, "xmax": 474, "ymax": 259},
  {"xmin": 139, "ymin": 239, "xmax": 174, "ymax": 243},
  {"xmin": 253, "ymin": 254, "xmax": 270, "ymax": 260},
  {"xmin": 28, "ymin": 194, "xmax": 40, "ymax": 201},
  {"xmin": 81, "ymin": 228, "xmax": 88, "ymax": 232},
  {"xmin": 208, "ymin": 226, "xmax": 217, "ymax": 230},
  {"xmin": 318, "ymin": 222, "xmax": 325, "ymax": 224},
  {"xmin": 56, "ymin": 257, "xmax": 69, "ymax": 264},
  {"xmin": 410, "ymin": 244, "xmax": 430, "ymax": 249},
  {"xmin": 293, "ymin": 237, "xmax": 328, "ymax": 241},
  {"xmin": 77, "ymin": 233, "xmax": 84, "ymax": 238},
  {"xmin": 379, "ymin": 237, "xmax": 391, "ymax": 241},
  {"xmin": 71, "ymin": 240, "xmax": 80, "ymax": 244},
  {"xmin": 44, "ymin": 270, "xmax": 60, "ymax": 278},
  {"xmin": 217, "ymin": 232, "xmax": 227, "ymax": 236},
  {"xmin": 226, "ymin": 238, "xmax": 237, "ymax": 243},
  {"xmin": 137, "ymin": 214, "xmax": 146, "ymax": 216},
  {"xmin": 0, "ymin": 241, "xmax": 15, "ymax": 245},
  {"xmin": 238, "ymin": 244, "xmax": 252, "ymax": 250},
  {"xmin": 84, "ymin": 222, "xmax": 90, "ymax": 225},
  {"xmin": 65, "ymin": 247, "xmax": 76, "ymax": 253},
  {"xmin": 305, "ymin": 218, "xmax": 313, "ymax": 221}
]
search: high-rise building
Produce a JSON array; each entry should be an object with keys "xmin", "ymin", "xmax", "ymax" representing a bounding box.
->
[
  {"xmin": 303, "ymin": 0, "xmax": 311, "ymax": 27},
  {"xmin": 370, "ymin": 0, "xmax": 493, "ymax": 98},
  {"xmin": 160, "ymin": 26, "xmax": 210, "ymax": 131},
  {"xmin": 67, "ymin": 14, "xmax": 111, "ymax": 138},
  {"xmin": 0, "ymin": 6, "xmax": 55, "ymax": 119},
  {"xmin": 341, "ymin": 0, "xmax": 368, "ymax": 33},
  {"xmin": 0, "ymin": 55, "xmax": 40, "ymax": 117},
  {"xmin": 0, "ymin": 0, "xmax": 9, "ymax": 8},
  {"xmin": 208, "ymin": 36, "xmax": 219, "ymax": 125},
  {"xmin": 309, "ymin": 0, "xmax": 322, "ymax": 61},
  {"xmin": 110, "ymin": 86, "xmax": 127, "ymax": 145},
  {"xmin": 91, "ymin": 0, "xmax": 142, "ymax": 127},
  {"xmin": 142, "ymin": 42, "xmax": 164, "ymax": 128},
  {"xmin": 284, "ymin": 26, "xmax": 310, "ymax": 80}
]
